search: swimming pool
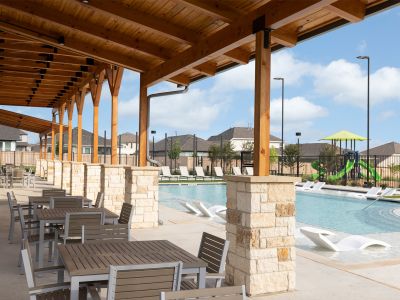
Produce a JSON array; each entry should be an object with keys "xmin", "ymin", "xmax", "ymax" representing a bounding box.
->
[{"xmin": 159, "ymin": 184, "xmax": 400, "ymax": 235}]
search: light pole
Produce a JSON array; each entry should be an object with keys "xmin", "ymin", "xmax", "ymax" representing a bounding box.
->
[
  {"xmin": 296, "ymin": 132, "xmax": 301, "ymax": 177},
  {"xmin": 274, "ymin": 77, "xmax": 284, "ymax": 175},
  {"xmin": 151, "ymin": 130, "xmax": 156, "ymax": 161},
  {"xmin": 357, "ymin": 56, "xmax": 370, "ymax": 186}
]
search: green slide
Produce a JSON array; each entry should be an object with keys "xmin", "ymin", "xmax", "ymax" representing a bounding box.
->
[
  {"xmin": 327, "ymin": 160, "xmax": 355, "ymax": 181},
  {"xmin": 359, "ymin": 160, "xmax": 381, "ymax": 181},
  {"xmin": 311, "ymin": 160, "xmax": 326, "ymax": 180}
]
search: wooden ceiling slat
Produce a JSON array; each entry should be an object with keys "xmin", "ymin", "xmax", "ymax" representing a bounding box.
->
[
  {"xmin": 0, "ymin": 58, "xmax": 94, "ymax": 73},
  {"xmin": 0, "ymin": 50, "xmax": 94, "ymax": 65}
]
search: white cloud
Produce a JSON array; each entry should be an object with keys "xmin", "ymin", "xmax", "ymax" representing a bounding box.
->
[
  {"xmin": 377, "ymin": 110, "xmax": 396, "ymax": 121},
  {"xmin": 357, "ymin": 40, "xmax": 367, "ymax": 54}
]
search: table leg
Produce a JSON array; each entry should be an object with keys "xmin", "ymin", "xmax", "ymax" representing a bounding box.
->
[
  {"xmin": 70, "ymin": 277, "xmax": 80, "ymax": 300},
  {"xmin": 57, "ymin": 256, "xmax": 64, "ymax": 283},
  {"xmin": 38, "ymin": 220, "xmax": 45, "ymax": 268},
  {"xmin": 198, "ymin": 267, "xmax": 206, "ymax": 288}
]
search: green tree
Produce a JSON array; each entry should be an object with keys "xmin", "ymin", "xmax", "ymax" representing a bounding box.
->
[
  {"xmin": 242, "ymin": 141, "xmax": 254, "ymax": 152},
  {"xmin": 319, "ymin": 144, "xmax": 338, "ymax": 174},
  {"xmin": 270, "ymin": 147, "xmax": 278, "ymax": 164},
  {"xmin": 221, "ymin": 141, "xmax": 235, "ymax": 172},
  {"xmin": 168, "ymin": 140, "xmax": 181, "ymax": 171},
  {"xmin": 283, "ymin": 144, "xmax": 299, "ymax": 174},
  {"xmin": 208, "ymin": 144, "xmax": 221, "ymax": 175}
]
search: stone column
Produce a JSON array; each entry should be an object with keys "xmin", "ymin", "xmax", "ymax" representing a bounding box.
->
[
  {"xmin": 102, "ymin": 165, "xmax": 126, "ymax": 214},
  {"xmin": 70, "ymin": 162, "xmax": 86, "ymax": 196},
  {"xmin": 47, "ymin": 160, "xmax": 55, "ymax": 184},
  {"xmin": 35, "ymin": 159, "xmax": 41, "ymax": 177},
  {"xmin": 61, "ymin": 161, "xmax": 72, "ymax": 194},
  {"xmin": 85, "ymin": 163, "xmax": 102, "ymax": 202},
  {"xmin": 53, "ymin": 160, "xmax": 62, "ymax": 188},
  {"xmin": 40, "ymin": 159, "xmax": 48, "ymax": 178},
  {"xmin": 225, "ymin": 175, "xmax": 297, "ymax": 296},
  {"xmin": 124, "ymin": 166, "xmax": 159, "ymax": 228}
]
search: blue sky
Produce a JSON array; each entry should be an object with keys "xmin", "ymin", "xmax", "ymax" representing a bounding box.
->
[{"xmin": 6, "ymin": 6, "xmax": 400, "ymax": 150}]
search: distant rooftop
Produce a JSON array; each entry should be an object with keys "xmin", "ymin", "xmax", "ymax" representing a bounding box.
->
[
  {"xmin": 154, "ymin": 134, "xmax": 213, "ymax": 153},
  {"xmin": 0, "ymin": 124, "xmax": 26, "ymax": 141},
  {"xmin": 361, "ymin": 142, "xmax": 400, "ymax": 156},
  {"xmin": 208, "ymin": 127, "xmax": 281, "ymax": 142}
]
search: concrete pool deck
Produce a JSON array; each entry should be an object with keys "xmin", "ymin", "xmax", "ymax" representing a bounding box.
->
[{"xmin": 2, "ymin": 181, "xmax": 400, "ymax": 299}]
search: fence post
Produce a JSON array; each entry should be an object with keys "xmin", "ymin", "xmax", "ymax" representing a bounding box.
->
[
  {"xmin": 296, "ymin": 155, "xmax": 300, "ymax": 177},
  {"xmin": 374, "ymin": 155, "xmax": 377, "ymax": 187},
  {"xmin": 344, "ymin": 155, "xmax": 347, "ymax": 186}
]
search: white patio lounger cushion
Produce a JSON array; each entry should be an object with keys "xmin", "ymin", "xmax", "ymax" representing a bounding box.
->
[
  {"xmin": 300, "ymin": 226, "xmax": 391, "ymax": 252},
  {"xmin": 368, "ymin": 188, "xmax": 397, "ymax": 199},
  {"xmin": 193, "ymin": 201, "xmax": 226, "ymax": 218},
  {"xmin": 245, "ymin": 167, "xmax": 253, "ymax": 176},
  {"xmin": 354, "ymin": 187, "xmax": 382, "ymax": 198},
  {"xmin": 232, "ymin": 167, "xmax": 242, "ymax": 176},
  {"xmin": 178, "ymin": 200, "xmax": 201, "ymax": 215},
  {"xmin": 310, "ymin": 181, "xmax": 325, "ymax": 191},
  {"xmin": 214, "ymin": 167, "xmax": 224, "ymax": 177},
  {"xmin": 296, "ymin": 181, "xmax": 313, "ymax": 191}
]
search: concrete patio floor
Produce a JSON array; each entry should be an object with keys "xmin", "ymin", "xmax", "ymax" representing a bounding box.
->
[{"xmin": 2, "ymin": 181, "xmax": 400, "ymax": 299}]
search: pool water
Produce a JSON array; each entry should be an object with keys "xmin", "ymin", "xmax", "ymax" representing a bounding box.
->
[{"xmin": 159, "ymin": 184, "xmax": 400, "ymax": 235}]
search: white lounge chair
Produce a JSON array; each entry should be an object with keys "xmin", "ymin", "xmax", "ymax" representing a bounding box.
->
[
  {"xmin": 300, "ymin": 226, "xmax": 391, "ymax": 252},
  {"xmin": 245, "ymin": 167, "xmax": 253, "ymax": 176},
  {"xmin": 296, "ymin": 181, "xmax": 313, "ymax": 191},
  {"xmin": 232, "ymin": 167, "xmax": 242, "ymax": 176},
  {"xmin": 179, "ymin": 166, "xmax": 196, "ymax": 180},
  {"xmin": 214, "ymin": 166, "xmax": 224, "ymax": 177},
  {"xmin": 354, "ymin": 187, "xmax": 382, "ymax": 199},
  {"xmin": 178, "ymin": 200, "xmax": 201, "ymax": 215},
  {"xmin": 193, "ymin": 201, "xmax": 226, "ymax": 218},
  {"xmin": 309, "ymin": 181, "xmax": 325, "ymax": 191},
  {"xmin": 195, "ymin": 167, "xmax": 213, "ymax": 180},
  {"xmin": 160, "ymin": 166, "xmax": 180, "ymax": 181},
  {"xmin": 369, "ymin": 187, "xmax": 396, "ymax": 199}
]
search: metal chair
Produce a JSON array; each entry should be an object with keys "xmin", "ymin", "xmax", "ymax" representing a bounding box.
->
[
  {"xmin": 118, "ymin": 202, "xmax": 133, "ymax": 225},
  {"xmin": 161, "ymin": 285, "xmax": 246, "ymax": 300},
  {"xmin": 21, "ymin": 239, "xmax": 87, "ymax": 300},
  {"xmin": 42, "ymin": 189, "xmax": 66, "ymax": 197},
  {"xmin": 181, "ymin": 232, "xmax": 229, "ymax": 289},
  {"xmin": 50, "ymin": 196, "xmax": 83, "ymax": 208},
  {"xmin": 7, "ymin": 191, "xmax": 32, "ymax": 243},
  {"xmin": 59, "ymin": 212, "xmax": 104, "ymax": 244},
  {"xmin": 82, "ymin": 224, "xmax": 130, "ymax": 243},
  {"xmin": 106, "ymin": 262, "xmax": 183, "ymax": 300},
  {"xmin": 94, "ymin": 192, "xmax": 104, "ymax": 208},
  {"xmin": 11, "ymin": 167, "xmax": 24, "ymax": 187}
]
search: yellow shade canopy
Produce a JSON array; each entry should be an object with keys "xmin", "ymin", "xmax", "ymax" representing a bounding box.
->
[{"xmin": 321, "ymin": 130, "xmax": 367, "ymax": 141}]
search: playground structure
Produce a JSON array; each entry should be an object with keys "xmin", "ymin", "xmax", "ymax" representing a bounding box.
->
[{"xmin": 311, "ymin": 130, "xmax": 381, "ymax": 182}]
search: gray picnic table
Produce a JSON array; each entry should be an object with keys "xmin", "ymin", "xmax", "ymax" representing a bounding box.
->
[
  {"xmin": 58, "ymin": 240, "xmax": 208, "ymax": 300},
  {"xmin": 36, "ymin": 207, "xmax": 119, "ymax": 268},
  {"xmin": 29, "ymin": 196, "xmax": 93, "ymax": 208}
]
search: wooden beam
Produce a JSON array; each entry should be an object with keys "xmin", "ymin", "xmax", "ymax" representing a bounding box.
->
[
  {"xmin": 0, "ymin": 50, "xmax": 94, "ymax": 65},
  {"xmin": 44, "ymin": 133, "xmax": 47, "ymax": 159},
  {"xmin": 51, "ymin": 113, "xmax": 56, "ymax": 160},
  {"xmin": 106, "ymin": 66, "xmax": 124, "ymax": 165},
  {"xmin": 138, "ymin": 75, "xmax": 148, "ymax": 167},
  {"xmin": 142, "ymin": 0, "xmax": 336, "ymax": 86},
  {"xmin": 194, "ymin": 62, "xmax": 217, "ymax": 76},
  {"xmin": 89, "ymin": 70, "xmax": 105, "ymax": 163},
  {"xmin": 0, "ymin": 58, "xmax": 94, "ymax": 73},
  {"xmin": 75, "ymin": 89, "xmax": 86, "ymax": 162},
  {"xmin": 224, "ymin": 48, "xmax": 250, "ymax": 64},
  {"xmin": 83, "ymin": 0, "xmax": 198, "ymax": 44},
  {"xmin": 326, "ymin": 0, "xmax": 365, "ymax": 22},
  {"xmin": 39, "ymin": 134, "xmax": 43, "ymax": 159},
  {"xmin": 271, "ymin": 29, "xmax": 297, "ymax": 47},
  {"xmin": 253, "ymin": 30, "xmax": 271, "ymax": 176},
  {"xmin": 58, "ymin": 103, "xmax": 66, "ymax": 160},
  {"xmin": 66, "ymin": 96, "xmax": 75, "ymax": 161}
]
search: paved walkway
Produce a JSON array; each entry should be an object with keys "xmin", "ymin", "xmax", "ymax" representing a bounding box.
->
[{"xmin": 2, "ymin": 181, "xmax": 400, "ymax": 299}]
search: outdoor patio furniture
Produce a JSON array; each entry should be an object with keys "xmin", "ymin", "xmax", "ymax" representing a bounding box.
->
[
  {"xmin": 21, "ymin": 239, "xmax": 87, "ymax": 300},
  {"xmin": 178, "ymin": 200, "xmax": 201, "ymax": 215},
  {"xmin": 161, "ymin": 166, "xmax": 181, "ymax": 181},
  {"xmin": 192, "ymin": 201, "xmax": 226, "ymax": 218},
  {"xmin": 117, "ymin": 202, "xmax": 134, "ymax": 225},
  {"xmin": 82, "ymin": 224, "xmax": 130, "ymax": 243},
  {"xmin": 29, "ymin": 196, "xmax": 92, "ymax": 210},
  {"xmin": 57, "ymin": 240, "xmax": 207, "ymax": 300},
  {"xmin": 11, "ymin": 167, "xmax": 24, "ymax": 187},
  {"xmin": 309, "ymin": 181, "xmax": 325, "ymax": 191},
  {"xmin": 232, "ymin": 167, "xmax": 242, "ymax": 176},
  {"xmin": 296, "ymin": 181, "xmax": 313, "ymax": 191},
  {"xmin": 105, "ymin": 262, "xmax": 183, "ymax": 300},
  {"xmin": 161, "ymin": 285, "xmax": 246, "ymax": 300},
  {"xmin": 42, "ymin": 189, "xmax": 66, "ymax": 197},
  {"xmin": 195, "ymin": 167, "xmax": 213, "ymax": 180},
  {"xmin": 354, "ymin": 186, "xmax": 382, "ymax": 198},
  {"xmin": 181, "ymin": 232, "xmax": 229, "ymax": 289},
  {"xmin": 179, "ymin": 166, "xmax": 196, "ymax": 180},
  {"xmin": 57, "ymin": 212, "xmax": 104, "ymax": 244},
  {"xmin": 36, "ymin": 207, "xmax": 118, "ymax": 268},
  {"xmin": 93, "ymin": 192, "xmax": 104, "ymax": 208},
  {"xmin": 245, "ymin": 166, "xmax": 253, "ymax": 176},
  {"xmin": 214, "ymin": 166, "xmax": 224, "ymax": 177},
  {"xmin": 300, "ymin": 226, "xmax": 391, "ymax": 252},
  {"xmin": 24, "ymin": 172, "xmax": 36, "ymax": 188},
  {"xmin": 50, "ymin": 197, "xmax": 84, "ymax": 209},
  {"xmin": 7, "ymin": 191, "xmax": 33, "ymax": 243}
]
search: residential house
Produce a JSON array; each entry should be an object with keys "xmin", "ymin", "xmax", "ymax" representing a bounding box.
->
[
  {"xmin": 207, "ymin": 127, "xmax": 281, "ymax": 152},
  {"xmin": 0, "ymin": 124, "xmax": 30, "ymax": 151},
  {"xmin": 360, "ymin": 142, "xmax": 400, "ymax": 167},
  {"xmin": 118, "ymin": 132, "xmax": 137, "ymax": 155}
]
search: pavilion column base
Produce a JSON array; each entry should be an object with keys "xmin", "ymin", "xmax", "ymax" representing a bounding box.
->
[
  {"xmin": 124, "ymin": 166, "xmax": 159, "ymax": 229},
  {"xmin": 39, "ymin": 159, "xmax": 47, "ymax": 178},
  {"xmin": 85, "ymin": 163, "xmax": 102, "ymax": 203},
  {"xmin": 224, "ymin": 175, "xmax": 297, "ymax": 296},
  {"xmin": 61, "ymin": 161, "xmax": 72, "ymax": 194},
  {"xmin": 35, "ymin": 159, "xmax": 41, "ymax": 177},
  {"xmin": 70, "ymin": 162, "xmax": 86, "ymax": 196},
  {"xmin": 102, "ymin": 165, "xmax": 126, "ymax": 216},
  {"xmin": 47, "ymin": 160, "xmax": 54, "ymax": 184},
  {"xmin": 54, "ymin": 160, "xmax": 62, "ymax": 188}
]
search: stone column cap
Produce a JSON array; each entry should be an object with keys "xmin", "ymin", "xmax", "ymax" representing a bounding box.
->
[{"xmin": 224, "ymin": 175, "xmax": 300, "ymax": 183}]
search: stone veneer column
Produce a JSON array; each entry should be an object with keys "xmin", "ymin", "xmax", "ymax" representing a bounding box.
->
[
  {"xmin": 225, "ymin": 175, "xmax": 297, "ymax": 296},
  {"xmin": 53, "ymin": 160, "xmax": 62, "ymax": 188},
  {"xmin": 124, "ymin": 166, "xmax": 159, "ymax": 228},
  {"xmin": 70, "ymin": 162, "xmax": 86, "ymax": 196},
  {"xmin": 102, "ymin": 165, "xmax": 126, "ymax": 214},
  {"xmin": 47, "ymin": 160, "xmax": 55, "ymax": 184},
  {"xmin": 85, "ymin": 163, "xmax": 102, "ymax": 202},
  {"xmin": 35, "ymin": 159, "xmax": 41, "ymax": 177},
  {"xmin": 41, "ymin": 159, "xmax": 48, "ymax": 178},
  {"xmin": 61, "ymin": 161, "xmax": 72, "ymax": 194}
]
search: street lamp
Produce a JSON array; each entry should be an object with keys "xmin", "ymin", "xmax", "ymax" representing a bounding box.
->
[
  {"xmin": 296, "ymin": 132, "xmax": 301, "ymax": 177},
  {"xmin": 357, "ymin": 55, "xmax": 370, "ymax": 185},
  {"xmin": 274, "ymin": 77, "xmax": 284, "ymax": 175},
  {"xmin": 151, "ymin": 130, "xmax": 156, "ymax": 161}
]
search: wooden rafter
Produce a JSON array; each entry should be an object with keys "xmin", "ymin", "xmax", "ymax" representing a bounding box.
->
[{"xmin": 326, "ymin": 0, "xmax": 366, "ymax": 22}]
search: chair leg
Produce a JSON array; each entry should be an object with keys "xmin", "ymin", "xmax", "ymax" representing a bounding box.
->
[
  {"xmin": 48, "ymin": 241, "xmax": 53, "ymax": 262},
  {"xmin": 35, "ymin": 243, "xmax": 39, "ymax": 262},
  {"xmin": 8, "ymin": 218, "xmax": 13, "ymax": 242}
]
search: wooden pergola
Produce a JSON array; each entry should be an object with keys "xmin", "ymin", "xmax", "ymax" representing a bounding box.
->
[{"xmin": 0, "ymin": 0, "xmax": 397, "ymax": 174}]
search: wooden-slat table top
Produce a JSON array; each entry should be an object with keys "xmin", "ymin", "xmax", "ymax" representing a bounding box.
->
[
  {"xmin": 29, "ymin": 196, "xmax": 92, "ymax": 205},
  {"xmin": 36, "ymin": 207, "xmax": 118, "ymax": 221},
  {"xmin": 58, "ymin": 240, "xmax": 208, "ymax": 276}
]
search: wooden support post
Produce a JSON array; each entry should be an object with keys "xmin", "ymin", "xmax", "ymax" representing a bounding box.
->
[
  {"xmin": 66, "ymin": 96, "xmax": 76, "ymax": 161},
  {"xmin": 90, "ymin": 70, "xmax": 105, "ymax": 163},
  {"xmin": 106, "ymin": 66, "xmax": 124, "ymax": 165},
  {"xmin": 58, "ymin": 103, "xmax": 66, "ymax": 161},
  {"xmin": 138, "ymin": 75, "xmax": 148, "ymax": 167},
  {"xmin": 75, "ymin": 88, "xmax": 86, "ymax": 162},
  {"xmin": 39, "ymin": 134, "xmax": 43, "ymax": 159},
  {"xmin": 51, "ymin": 112, "xmax": 56, "ymax": 160},
  {"xmin": 253, "ymin": 29, "xmax": 271, "ymax": 176},
  {"xmin": 44, "ymin": 133, "xmax": 48, "ymax": 159}
]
